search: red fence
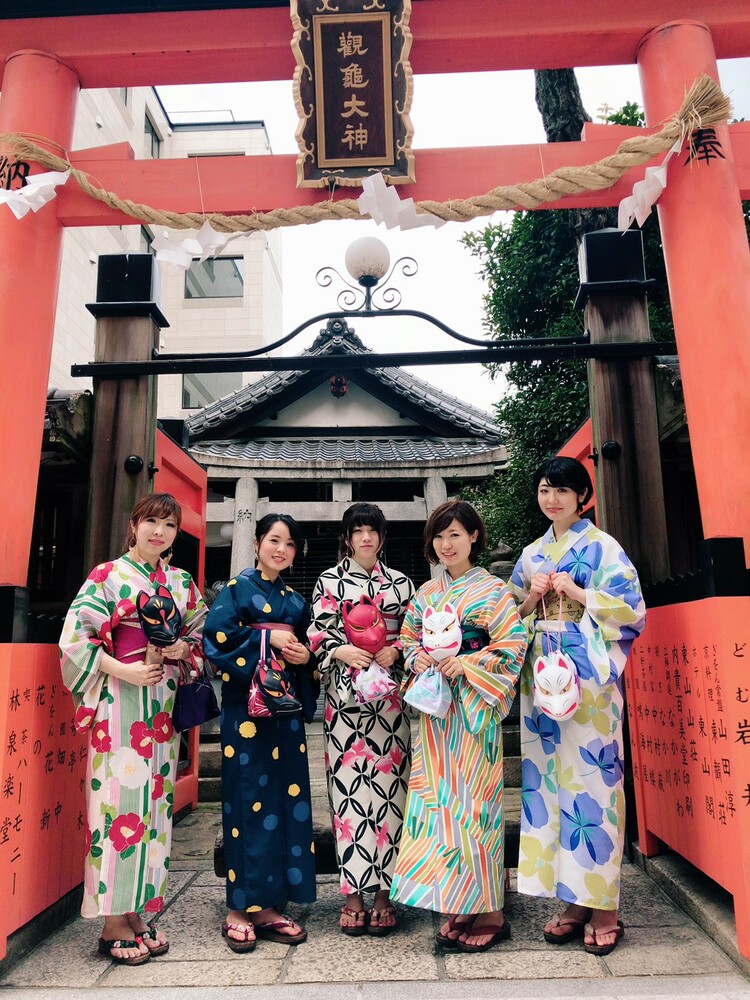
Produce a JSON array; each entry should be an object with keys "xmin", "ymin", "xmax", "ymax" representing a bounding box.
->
[{"xmin": 626, "ymin": 597, "xmax": 750, "ymax": 959}]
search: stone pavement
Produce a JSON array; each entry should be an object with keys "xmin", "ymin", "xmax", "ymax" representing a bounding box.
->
[{"xmin": 2, "ymin": 809, "xmax": 750, "ymax": 999}]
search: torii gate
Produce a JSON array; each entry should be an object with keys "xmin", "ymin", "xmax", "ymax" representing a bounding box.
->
[
  {"xmin": 1, "ymin": 0, "xmax": 750, "ymax": 961},
  {"xmin": 1, "ymin": 4, "xmax": 750, "ymax": 589}
]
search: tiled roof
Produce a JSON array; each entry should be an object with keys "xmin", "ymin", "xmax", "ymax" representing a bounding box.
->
[
  {"xmin": 190, "ymin": 437, "xmax": 506, "ymax": 464},
  {"xmin": 186, "ymin": 319, "xmax": 503, "ymax": 441}
]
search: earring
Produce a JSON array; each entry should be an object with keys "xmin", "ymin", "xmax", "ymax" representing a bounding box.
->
[
  {"xmin": 128, "ymin": 533, "xmax": 136, "ymax": 548},
  {"xmin": 162, "ymin": 545, "xmax": 173, "ymax": 565},
  {"xmin": 290, "ymin": 562, "xmax": 295, "ymax": 572}
]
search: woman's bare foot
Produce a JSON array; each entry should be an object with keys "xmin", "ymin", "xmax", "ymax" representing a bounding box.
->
[
  {"xmin": 339, "ymin": 893, "xmax": 365, "ymax": 931},
  {"xmin": 368, "ymin": 889, "xmax": 397, "ymax": 934},
  {"xmin": 584, "ymin": 908, "xmax": 621, "ymax": 950},
  {"xmin": 250, "ymin": 906, "xmax": 304, "ymax": 938},
  {"xmin": 543, "ymin": 903, "xmax": 591, "ymax": 939},
  {"xmin": 126, "ymin": 912, "xmax": 168, "ymax": 954},
  {"xmin": 224, "ymin": 909, "xmax": 257, "ymax": 946},
  {"xmin": 101, "ymin": 915, "xmax": 150, "ymax": 962},
  {"xmin": 459, "ymin": 910, "xmax": 506, "ymax": 949}
]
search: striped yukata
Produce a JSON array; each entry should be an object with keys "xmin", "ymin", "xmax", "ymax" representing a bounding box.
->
[
  {"xmin": 390, "ymin": 566, "xmax": 526, "ymax": 915},
  {"xmin": 59, "ymin": 555, "xmax": 207, "ymax": 918}
]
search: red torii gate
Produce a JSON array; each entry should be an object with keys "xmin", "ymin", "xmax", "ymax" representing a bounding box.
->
[{"xmin": 1, "ymin": 0, "xmax": 750, "ymax": 960}]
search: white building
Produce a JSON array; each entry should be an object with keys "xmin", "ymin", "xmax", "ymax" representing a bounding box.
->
[{"xmin": 48, "ymin": 86, "xmax": 282, "ymax": 418}]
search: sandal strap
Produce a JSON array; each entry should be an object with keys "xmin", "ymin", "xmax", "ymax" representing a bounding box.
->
[
  {"xmin": 465, "ymin": 923, "xmax": 505, "ymax": 936},
  {"xmin": 256, "ymin": 916, "xmax": 298, "ymax": 930},
  {"xmin": 222, "ymin": 921, "xmax": 255, "ymax": 939},
  {"xmin": 549, "ymin": 914, "xmax": 587, "ymax": 930},
  {"xmin": 101, "ymin": 938, "xmax": 140, "ymax": 949},
  {"xmin": 340, "ymin": 906, "xmax": 365, "ymax": 919},
  {"xmin": 584, "ymin": 922, "xmax": 622, "ymax": 940}
]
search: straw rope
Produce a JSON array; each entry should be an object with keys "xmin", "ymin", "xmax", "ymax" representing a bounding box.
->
[{"xmin": 0, "ymin": 74, "xmax": 730, "ymax": 234}]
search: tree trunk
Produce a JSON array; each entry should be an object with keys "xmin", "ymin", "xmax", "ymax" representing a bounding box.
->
[{"xmin": 534, "ymin": 69, "xmax": 615, "ymax": 240}]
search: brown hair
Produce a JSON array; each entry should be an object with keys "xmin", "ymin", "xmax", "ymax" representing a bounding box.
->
[
  {"xmin": 124, "ymin": 492, "xmax": 182, "ymax": 552},
  {"xmin": 423, "ymin": 499, "xmax": 486, "ymax": 566}
]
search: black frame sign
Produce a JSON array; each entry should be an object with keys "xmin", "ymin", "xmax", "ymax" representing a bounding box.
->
[{"xmin": 291, "ymin": 0, "xmax": 415, "ymax": 188}]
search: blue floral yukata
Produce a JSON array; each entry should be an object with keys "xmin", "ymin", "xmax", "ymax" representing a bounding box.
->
[
  {"xmin": 204, "ymin": 568, "xmax": 317, "ymax": 913},
  {"xmin": 508, "ymin": 519, "xmax": 646, "ymax": 912}
]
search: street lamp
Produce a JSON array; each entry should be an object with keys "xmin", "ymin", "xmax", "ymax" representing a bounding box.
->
[{"xmin": 317, "ymin": 235, "xmax": 416, "ymax": 312}]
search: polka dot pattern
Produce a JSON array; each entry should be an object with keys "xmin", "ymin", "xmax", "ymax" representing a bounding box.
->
[
  {"xmin": 239, "ymin": 721, "xmax": 257, "ymax": 739},
  {"xmin": 224, "ymin": 745, "xmax": 235, "ymax": 758},
  {"xmin": 216, "ymin": 631, "xmax": 227, "ymax": 644},
  {"xmin": 288, "ymin": 784, "xmax": 300, "ymax": 797}
]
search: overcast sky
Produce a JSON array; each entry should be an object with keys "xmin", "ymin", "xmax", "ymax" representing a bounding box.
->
[{"xmin": 158, "ymin": 58, "xmax": 750, "ymax": 416}]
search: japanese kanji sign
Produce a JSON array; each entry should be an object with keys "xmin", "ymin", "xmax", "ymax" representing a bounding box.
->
[
  {"xmin": 625, "ymin": 597, "xmax": 750, "ymax": 958},
  {"xmin": 291, "ymin": 0, "xmax": 414, "ymax": 188}
]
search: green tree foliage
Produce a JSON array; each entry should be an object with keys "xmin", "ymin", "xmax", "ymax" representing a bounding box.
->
[{"xmin": 461, "ymin": 96, "xmax": 675, "ymax": 559}]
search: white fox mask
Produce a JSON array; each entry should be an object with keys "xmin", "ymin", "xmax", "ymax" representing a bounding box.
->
[
  {"xmin": 532, "ymin": 651, "xmax": 581, "ymax": 720},
  {"xmin": 422, "ymin": 603, "xmax": 462, "ymax": 663}
]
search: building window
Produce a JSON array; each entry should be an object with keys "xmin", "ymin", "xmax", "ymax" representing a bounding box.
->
[
  {"xmin": 185, "ymin": 257, "xmax": 244, "ymax": 299},
  {"xmin": 182, "ymin": 372, "xmax": 242, "ymax": 410},
  {"xmin": 145, "ymin": 114, "xmax": 161, "ymax": 159}
]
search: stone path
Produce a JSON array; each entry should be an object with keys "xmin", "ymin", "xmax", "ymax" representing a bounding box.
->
[{"xmin": 2, "ymin": 809, "xmax": 749, "ymax": 998}]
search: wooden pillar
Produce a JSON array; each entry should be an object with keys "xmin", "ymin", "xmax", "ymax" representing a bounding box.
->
[
  {"xmin": 580, "ymin": 230, "xmax": 670, "ymax": 587},
  {"xmin": 637, "ymin": 21, "xmax": 750, "ymax": 564},
  {"xmin": 84, "ymin": 255, "xmax": 167, "ymax": 569},
  {"xmin": 0, "ymin": 51, "xmax": 78, "ymax": 614}
]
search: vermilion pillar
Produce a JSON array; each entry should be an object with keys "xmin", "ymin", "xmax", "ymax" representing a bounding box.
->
[
  {"xmin": 637, "ymin": 22, "xmax": 750, "ymax": 562},
  {"xmin": 0, "ymin": 51, "xmax": 79, "ymax": 591}
]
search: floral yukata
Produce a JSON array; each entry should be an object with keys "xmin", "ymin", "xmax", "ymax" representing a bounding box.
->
[
  {"xmin": 309, "ymin": 558, "xmax": 414, "ymax": 897},
  {"xmin": 508, "ymin": 518, "xmax": 646, "ymax": 912},
  {"xmin": 390, "ymin": 567, "xmax": 526, "ymax": 915},
  {"xmin": 59, "ymin": 555, "xmax": 207, "ymax": 919},
  {"xmin": 203, "ymin": 568, "xmax": 317, "ymax": 914}
]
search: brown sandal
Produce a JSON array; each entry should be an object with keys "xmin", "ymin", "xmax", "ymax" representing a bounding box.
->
[
  {"xmin": 435, "ymin": 913, "xmax": 476, "ymax": 949},
  {"xmin": 456, "ymin": 919, "xmax": 511, "ymax": 953},
  {"xmin": 583, "ymin": 920, "xmax": 624, "ymax": 956},
  {"xmin": 340, "ymin": 905, "xmax": 367, "ymax": 937},
  {"xmin": 254, "ymin": 915, "xmax": 307, "ymax": 945},
  {"xmin": 221, "ymin": 920, "xmax": 257, "ymax": 953},
  {"xmin": 98, "ymin": 937, "xmax": 151, "ymax": 966},
  {"xmin": 368, "ymin": 904, "xmax": 397, "ymax": 937},
  {"xmin": 543, "ymin": 912, "xmax": 588, "ymax": 945}
]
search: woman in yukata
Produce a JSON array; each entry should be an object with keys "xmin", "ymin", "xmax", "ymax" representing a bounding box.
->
[
  {"xmin": 508, "ymin": 457, "xmax": 646, "ymax": 957},
  {"xmin": 59, "ymin": 492, "xmax": 208, "ymax": 966},
  {"xmin": 203, "ymin": 513, "xmax": 318, "ymax": 953},
  {"xmin": 391, "ymin": 499, "xmax": 527, "ymax": 953},
  {"xmin": 309, "ymin": 502, "xmax": 414, "ymax": 936}
]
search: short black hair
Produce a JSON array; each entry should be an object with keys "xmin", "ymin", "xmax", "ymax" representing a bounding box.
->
[
  {"xmin": 339, "ymin": 502, "xmax": 387, "ymax": 559},
  {"xmin": 255, "ymin": 513, "xmax": 304, "ymax": 553},
  {"xmin": 533, "ymin": 457, "xmax": 594, "ymax": 511},
  {"xmin": 423, "ymin": 499, "xmax": 486, "ymax": 566}
]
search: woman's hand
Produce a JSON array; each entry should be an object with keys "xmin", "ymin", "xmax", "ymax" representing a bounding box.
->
[
  {"xmin": 99, "ymin": 650, "xmax": 164, "ymax": 686},
  {"xmin": 529, "ymin": 572, "xmax": 552, "ymax": 600},
  {"xmin": 549, "ymin": 570, "xmax": 586, "ymax": 604},
  {"xmin": 161, "ymin": 638, "xmax": 191, "ymax": 661},
  {"xmin": 518, "ymin": 571, "xmax": 551, "ymax": 617},
  {"xmin": 281, "ymin": 640, "xmax": 310, "ymax": 666},
  {"xmin": 374, "ymin": 646, "xmax": 400, "ymax": 670},
  {"xmin": 334, "ymin": 644, "xmax": 373, "ymax": 672},
  {"xmin": 438, "ymin": 656, "xmax": 464, "ymax": 680},
  {"xmin": 270, "ymin": 629, "xmax": 294, "ymax": 650},
  {"xmin": 120, "ymin": 659, "xmax": 165, "ymax": 687},
  {"xmin": 412, "ymin": 650, "xmax": 436, "ymax": 675}
]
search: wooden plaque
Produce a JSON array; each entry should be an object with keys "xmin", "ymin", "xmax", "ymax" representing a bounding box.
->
[{"xmin": 291, "ymin": 0, "xmax": 414, "ymax": 188}]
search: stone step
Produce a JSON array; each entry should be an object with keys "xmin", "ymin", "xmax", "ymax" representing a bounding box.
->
[{"xmin": 198, "ymin": 722, "xmax": 521, "ymax": 779}]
